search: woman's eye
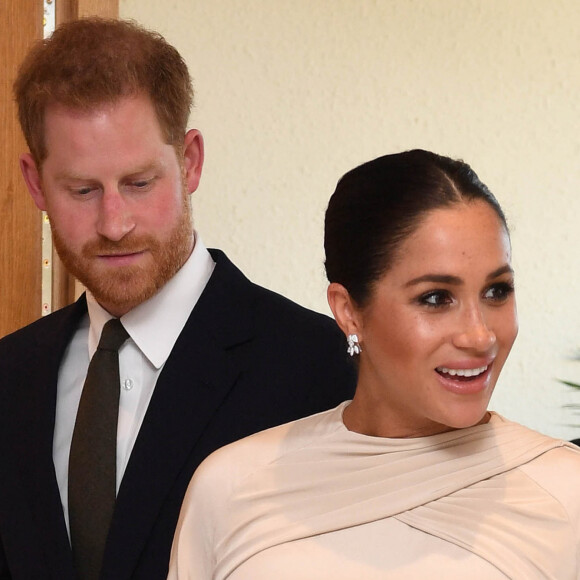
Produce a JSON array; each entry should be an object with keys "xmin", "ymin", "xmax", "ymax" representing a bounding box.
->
[
  {"xmin": 418, "ymin": 290, "xmax": 453, "ymax": 308},
  {"xmin": 483, "ymin": 282, "xmax": 515, "ymax": 302}
]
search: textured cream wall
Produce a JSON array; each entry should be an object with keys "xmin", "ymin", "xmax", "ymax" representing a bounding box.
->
[{"xmin": 121, "ymin": 0, "xmax": 580, "ymax": 439}]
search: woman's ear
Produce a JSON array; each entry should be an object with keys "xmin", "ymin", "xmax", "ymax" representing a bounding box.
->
[{"xmin": 327, "ymin": 283, "xmax": 363, "ymax": 340}]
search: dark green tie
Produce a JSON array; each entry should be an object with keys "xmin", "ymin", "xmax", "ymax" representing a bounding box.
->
[{"xmin": 68, "ymin": 318, "xmax": 129, "ymax": 580}]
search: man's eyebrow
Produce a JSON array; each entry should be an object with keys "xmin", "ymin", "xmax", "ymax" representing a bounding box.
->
[
  {"xmin": 54, "ymin": 163, "xmax": 160, "ymax": 182},
  {"xmin": 123, "ymin": 162, "xmax": 159, "ymax": 177},
  {"xmin": 53, "ymin": 171, "xmax": 95, "ymax": 182},
  {"xmin": 404, "ymin": 264, "xmax": 513, "ymax": 288}
]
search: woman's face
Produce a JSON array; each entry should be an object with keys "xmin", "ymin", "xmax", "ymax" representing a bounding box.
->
[{"xmin": 348, "ymin": 201, "xmax": 517, "ymax": 437}]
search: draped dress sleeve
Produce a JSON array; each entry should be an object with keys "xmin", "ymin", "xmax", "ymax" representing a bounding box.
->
[{"xmin": 168, "ymin": 404, "xmax": 580, "ymax": 580}]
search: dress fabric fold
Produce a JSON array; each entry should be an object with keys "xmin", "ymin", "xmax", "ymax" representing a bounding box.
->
[{"xmin": 169, "ymin": 402, "xmax": 580, "ymax": 580}]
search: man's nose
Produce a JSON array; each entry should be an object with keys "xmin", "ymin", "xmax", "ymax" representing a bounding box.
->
[{"xmin": 96, "ymin": 189, "xmax": 135, "ymax": 241}]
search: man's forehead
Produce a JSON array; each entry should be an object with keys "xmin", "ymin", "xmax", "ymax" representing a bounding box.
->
[{"xmin": 44, "ymin": 93, "xmax": 152, "ymax": 120}]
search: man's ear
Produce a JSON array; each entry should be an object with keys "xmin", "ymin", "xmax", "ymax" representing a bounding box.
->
[
  {"xmin": 327, "ymin": 282, "xmax": 364, "ymax": 340},
  {"xmin": 182, "ymin": 129, "xmax": 204, "ymax": 195},
  {"xmin": 19, "ymin": 153, "xmax": 47, "ymax": 211}
]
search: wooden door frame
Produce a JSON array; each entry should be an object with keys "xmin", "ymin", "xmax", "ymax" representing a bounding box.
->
[{"xmin": 0, "ymin": 0, "xmax": 118, "ymax": 338}]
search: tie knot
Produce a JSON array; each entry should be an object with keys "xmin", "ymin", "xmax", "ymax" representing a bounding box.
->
[{"xmin": 97, "ymin": 318, "xmax": 129, "ymax": 352}]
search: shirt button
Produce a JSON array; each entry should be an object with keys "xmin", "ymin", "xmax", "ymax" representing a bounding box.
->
[{"xmin": 123, "ymin": 378, "xmax": 134, "ymax": 391}]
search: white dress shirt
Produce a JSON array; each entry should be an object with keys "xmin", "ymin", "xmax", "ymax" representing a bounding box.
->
[{"xmin": 53, "ymin": 234, "xmax": 215, "ymax": 532}]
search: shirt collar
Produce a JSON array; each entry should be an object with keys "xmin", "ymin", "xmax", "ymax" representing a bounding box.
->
[{"xmin": 87, "ymin": 233, "xmax": 215, "ymax": 368}]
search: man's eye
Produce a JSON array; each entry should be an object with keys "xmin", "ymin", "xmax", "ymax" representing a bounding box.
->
[
  {"xmin": 129, "ymin": 179, "xmax": 154, "ymax": 190},
  {"xmin": 418, "ymin": 290, "xmax": 453, "ymax": 308},
  {"xmin": 74, "ymin": 187, "xmax": 94, "ymax": 196}
]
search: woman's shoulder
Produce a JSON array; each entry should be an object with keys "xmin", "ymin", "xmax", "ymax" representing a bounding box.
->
[
  {"xmin": 192, "ymin": 402, "xmax": 349, "ymax": 496},
  {"xmin": 517, "ymin": 442, "xmax": 580, "ymax": 523},
  {"xmin": 517, "ymin": 441, "xmax": 580, "ymax": 479}
]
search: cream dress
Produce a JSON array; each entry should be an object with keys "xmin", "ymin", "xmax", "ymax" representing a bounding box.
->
[{"xmin": 168, "ymin": 403, "xmax": 580, "ymax": 579}]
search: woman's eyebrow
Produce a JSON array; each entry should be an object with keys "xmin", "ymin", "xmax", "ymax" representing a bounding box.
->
[
  {"xmin": 404, "ymin": 264, "xmax": 513, "ymax": 288},
  {"xmin": 404, "ymin": 274, "xmax": 462, "ymax": 288},
  {"xmin": 486, "ymin": 264, "xmax": 514, "ymax": 281}
]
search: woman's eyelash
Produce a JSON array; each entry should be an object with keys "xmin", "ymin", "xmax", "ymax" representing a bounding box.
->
[
  {"xmin": 416, "ymin": 281, "xmax": 515, "ymax": 308},
  {"xmin": 484, "ymin": 281, "xmax": 515, "ymax": 301},
  {"xmin": 417, "ymin": 290, "xmax": 453, "ymax": 307}
]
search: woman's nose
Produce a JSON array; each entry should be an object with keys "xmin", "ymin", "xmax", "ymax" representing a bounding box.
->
[{"xmin": 452, "ymin": 306, "xmax": 496, "ymax": 352}]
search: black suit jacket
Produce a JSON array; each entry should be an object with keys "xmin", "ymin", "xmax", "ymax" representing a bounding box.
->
[{"xmin": 0, "ymin": 250, "xmax": 356, "ymax": 579}]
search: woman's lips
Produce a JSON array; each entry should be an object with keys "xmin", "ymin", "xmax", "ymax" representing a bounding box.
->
[
  {"xmin": 435, "ymin": 361, "xmax": 494, "ymax": 394},
  {"xmin": 436, "ymin": 365, "xmax": 488, "ymax": 378}
]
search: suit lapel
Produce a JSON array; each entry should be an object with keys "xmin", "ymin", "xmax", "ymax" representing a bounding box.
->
[
  {"xmin": 104, "ymin": 251, "xmax": 256, "ymax": 577},
  {"xmin": 6, "ymin": 298, "xmax": 88, "ymax": 579}
]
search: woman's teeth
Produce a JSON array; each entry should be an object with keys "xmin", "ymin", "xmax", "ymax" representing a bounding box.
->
[{"xmin": 436, "ymin": 365, "xmax": 488, "ymax": 378}]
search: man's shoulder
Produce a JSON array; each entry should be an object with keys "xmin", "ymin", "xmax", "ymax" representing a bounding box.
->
[
  {"xmin": 251, "ymin": 282, "xmax": 337, "ymax": 332},
  {"xmin": 208, "ymin": 248, "xmax": 338, "ymax": 334},
  {"xmin": 0, "ymin": 298, "xmax": 85, "ymax": 363}
]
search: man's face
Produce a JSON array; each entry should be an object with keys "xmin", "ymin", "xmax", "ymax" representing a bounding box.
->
[{"xmin": 21, "ymin": 94, "xmax": 203, "ymax": 316}]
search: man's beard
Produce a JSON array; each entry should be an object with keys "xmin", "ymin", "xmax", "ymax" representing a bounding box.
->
[{"xmin": 51, "ymin": 195, "xmax": 194, "ymax": 315}]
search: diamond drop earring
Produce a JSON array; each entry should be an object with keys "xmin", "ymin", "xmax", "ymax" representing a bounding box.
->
[{"xmin": 347, "ymin": 334, "xmax": 361, "ymax": 356}]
